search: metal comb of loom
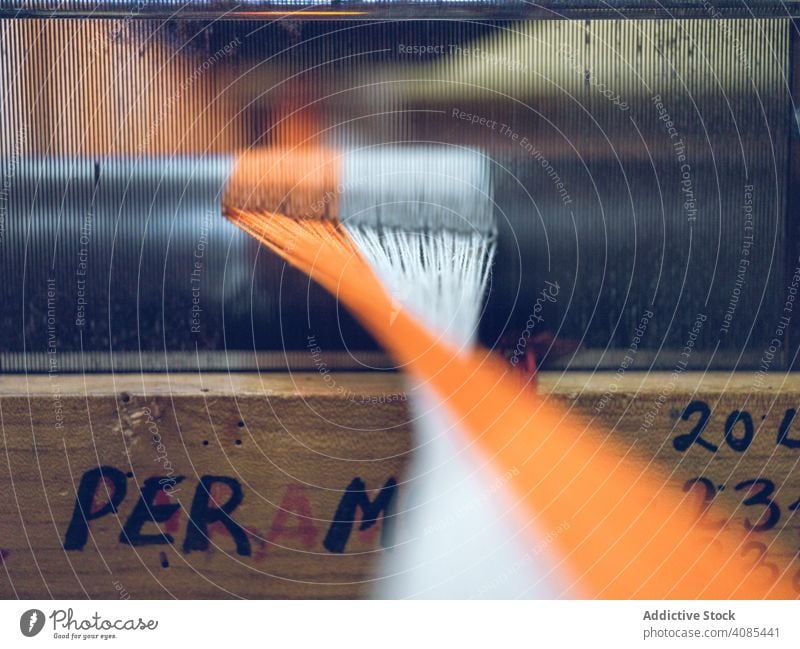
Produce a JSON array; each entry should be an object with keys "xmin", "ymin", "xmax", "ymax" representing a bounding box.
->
[{"xmin": 1, "ymin": 2, "xmax": 799, "ymax": 372}]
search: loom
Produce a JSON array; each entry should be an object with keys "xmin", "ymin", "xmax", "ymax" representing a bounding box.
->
[
  {"xmin": 3, "ymin": 2, "xmax": 798, "ymax": 372},
  {"xmin": 3, "ymin": 1, "xmax": 800, "ymax": 600}
]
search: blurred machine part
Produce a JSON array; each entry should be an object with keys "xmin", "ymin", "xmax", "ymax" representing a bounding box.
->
[{"xmin": 1, "ymin": 5, "xmax": 798, "ymax": 371}]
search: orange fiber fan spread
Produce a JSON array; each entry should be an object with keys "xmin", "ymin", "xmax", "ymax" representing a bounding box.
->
[{"xmin": 226, "ymin": 206, "xmax": 797, "ymax": 600}]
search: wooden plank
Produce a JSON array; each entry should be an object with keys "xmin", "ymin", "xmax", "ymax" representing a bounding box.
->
[
  {"xmin": 0, "ymin": 373, "xmax": 411, "ymax": 599},
  {"xmin": 2, "ymin": 371, "xmax": 800, "ymax": 598}
]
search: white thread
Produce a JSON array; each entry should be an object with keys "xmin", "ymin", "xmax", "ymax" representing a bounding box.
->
[
  {"xmin": 346, "ymin": 226, "xmax": 495, "ymax": 346},
  {"xmin": 341, "ymin": 149, "xmax": 559, "ymax": 598}
]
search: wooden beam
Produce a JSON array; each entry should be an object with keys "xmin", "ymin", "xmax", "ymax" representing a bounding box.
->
[{"xmin": 1, "ymin": 371, "xmax": 799, "ymax": 598}]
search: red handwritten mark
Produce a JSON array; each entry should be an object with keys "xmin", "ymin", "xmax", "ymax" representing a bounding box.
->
[
  {"xmin": 498, "ymin": 329, "xmax": 580, "ymax": 390},
  {"xmin": 245, "ymin": 527, "xmax": 269, "ymax": 563},
  {"xmin": 91, "ymin": 477, "xmax": 117, "ymax": 515},
  {"xmin": 153, "ymin": 489, "xmax": 181, "ymax": 535},
  {"xmin": 266, "ymin": 484, "xmax": 318, "ymax": 552},
  {"xmin": 207, "ymin": 481, "xmax": 233, "ymax": 542}
]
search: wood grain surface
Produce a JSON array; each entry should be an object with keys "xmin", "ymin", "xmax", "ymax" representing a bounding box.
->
[{"xmin": 1, "ymin": 371, "xmax": 799, "ymax": 598}]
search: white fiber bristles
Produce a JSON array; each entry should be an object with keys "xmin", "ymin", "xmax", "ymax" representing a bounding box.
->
[
  {"xmin": 342, "ymin": 145, "xmax": 496, "ymax": 345},
  {"xmin": 339, "ymin": 146, "xmax": 558, "ymax": 598},
  {"xmin": 346, "ymin": 227, "xmax": 495, "ymax": 346}
]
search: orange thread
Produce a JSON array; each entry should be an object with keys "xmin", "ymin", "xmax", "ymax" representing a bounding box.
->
[{"xmin": 226, "ymin": 208, "xmax": 797, "ymax": 600}]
